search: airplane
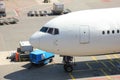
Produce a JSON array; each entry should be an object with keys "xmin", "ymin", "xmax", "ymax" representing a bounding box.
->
[{"xmin": 29, "ymin": 7, "xmax": 120, "ymax": 72}]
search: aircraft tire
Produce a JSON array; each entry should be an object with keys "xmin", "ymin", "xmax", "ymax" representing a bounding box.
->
[{"xmin": 64, "ymin": 64, "xmax": 73, "ymax": 72}]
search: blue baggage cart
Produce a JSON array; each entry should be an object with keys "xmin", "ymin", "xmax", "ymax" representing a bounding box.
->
[{"xmin": 30, "ymin": 50, "xmax": 54, "ymax": 65}]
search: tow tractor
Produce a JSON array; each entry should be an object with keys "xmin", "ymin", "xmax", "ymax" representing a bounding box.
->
[{"xmin": 29, "ymin": 50, "xmax": 54, "ymax": 67}]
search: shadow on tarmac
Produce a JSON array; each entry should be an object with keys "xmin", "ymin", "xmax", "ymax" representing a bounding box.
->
[
  {"xmin": 4, "ymin": 63, "xmax": 70, "ymax": 80},
  {"xmin": 4, "ymin": 58, "xmax": 120, "ymax": 80}
]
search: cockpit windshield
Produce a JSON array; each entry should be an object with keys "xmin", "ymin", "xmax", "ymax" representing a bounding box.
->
[
  {"xmin": 40, "ymin": 27, "xmax": 48, "ymax": 32},
  {"xmin": 40, "ymin": 27, "xmax": 59, "ymax": 35}
]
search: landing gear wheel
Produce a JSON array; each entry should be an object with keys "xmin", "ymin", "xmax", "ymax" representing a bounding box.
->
[
  {"xmin": 64, "ymin": 64, "xmax": 73, "ymax": 72},
  {"xmin": 63, "ymin": 56, "xmax": 73, "ymax": 72}
]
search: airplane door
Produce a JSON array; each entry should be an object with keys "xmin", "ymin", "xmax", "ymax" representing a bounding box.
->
[{"xmin": 79, "ymin": 25, "xmax": 90, "ymax": 44}]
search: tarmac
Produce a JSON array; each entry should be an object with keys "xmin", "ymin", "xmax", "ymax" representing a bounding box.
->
[{"xmin": 0, "ymin": 0, "xmax": 120, "ymax": 80}]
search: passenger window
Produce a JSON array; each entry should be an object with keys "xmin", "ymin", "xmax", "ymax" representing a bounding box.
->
[
  {"xmin": 112, "ymin": 30, "xmax": 115, "ymax": 34},
  {"xmin": 117, "ymin": 30, "xmax": 120, "ymax": 33},
  {"xmin": 107, "ymin": 30, "xmax": 110, "ymax": 34},
  {"xmin": 54, "ymin": 28, "xmax": 59, "ymax": 35},
  {"xmin": 102, "ymin": 31, "xmax": 105, "ymax": 35},
  {"xmin": 40, "ymin": 27, "xmax": 48, "ymax": 32},
  {"xmin": 48, "ymin": 28, "xmax": 53, "ymax": 34}
]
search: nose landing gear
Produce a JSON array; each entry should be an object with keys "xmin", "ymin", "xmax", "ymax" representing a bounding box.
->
[{"xmin": 63, "ymin": 56, "xmax": 73, "ymax": 72}]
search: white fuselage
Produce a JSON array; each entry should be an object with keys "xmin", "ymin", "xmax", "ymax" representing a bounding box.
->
[{"xmin": 30, "ymin": 7, "xmax": 120, "ymax": 56}]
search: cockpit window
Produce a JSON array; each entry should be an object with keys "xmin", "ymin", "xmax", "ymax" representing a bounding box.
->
[
  {"xmin": 40, "ymin": 27, "xmax": 59, "ymax": 35},
  {"xmin": 40, "ymin": 27, "xmax": 48, "ymax": 32},
  {"xmin": 47, "ymin": 28, "xmax": 53, "ymax": 34},
  {"xmin": 54, "ymin": 28, "xmax": 59, "ymax": 35}
]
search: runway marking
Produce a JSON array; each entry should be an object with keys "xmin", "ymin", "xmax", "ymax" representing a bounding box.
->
[
  {"xmin": 113, "ymin": 54, "xmax": 120, "ymax": 64},
  {"xmin": 106, "ymin": 55, "xmax": 116, "ymax": 67},
  {"xmin": 69, "ymin": 73, "xmax": 76, "ymax": 80},
  {"xmin": 101, "ymin": 62, "xmax": 109, "ymax": 69},
  {"xmin": 13, "ymin": 9, "xmax": 20, "ymax": 17},
  {"xmin": 86, "ymin": 62, "xmax": 92, "ymax": 69},
  {"xmin": 91, "ymin": 56, "xmax": 98, "ymax": 62},
  {"xmin": 109, "ymin": 61, "xmax": 116, "ymax": 67},
  {"xmin": 106, "ymin": 55, "xmax": 113, "ymax": 60},
  {"xmin": 100, "ymin": 69, "xmax": 112, "ymax": 80},
  {"xmin": 113, "ymin": 54, "xmax": 119, "ymax": 58}
]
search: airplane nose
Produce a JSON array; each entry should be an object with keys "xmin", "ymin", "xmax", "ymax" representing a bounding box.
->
[{"xmin": 29, "ymin": 32, "xmax": 40, "ymax": 48}]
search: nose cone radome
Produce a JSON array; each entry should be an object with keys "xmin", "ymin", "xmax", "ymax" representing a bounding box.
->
[{"xmin": 29, "ymin": 32, "xmax": 40, "ymax": 48}]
